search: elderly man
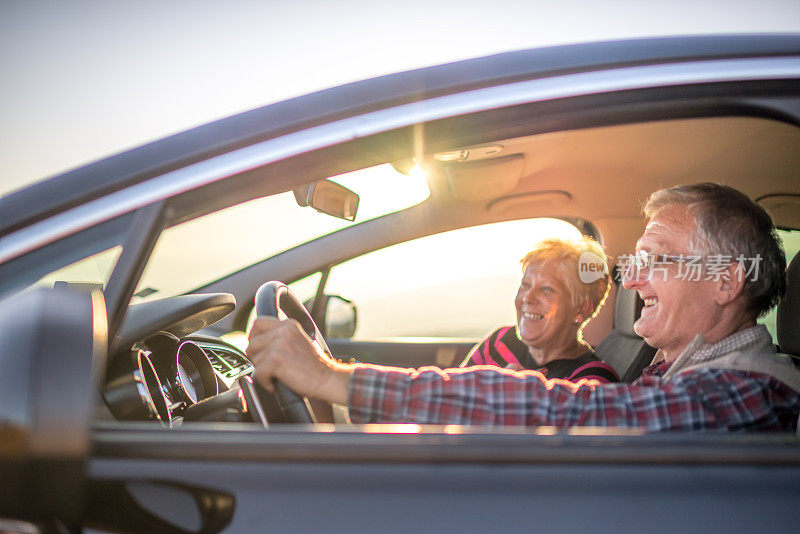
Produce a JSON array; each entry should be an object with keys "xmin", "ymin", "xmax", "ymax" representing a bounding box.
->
[{"xmin": 247, "ymin": 183, "xmax": 800, "ymax": 431}]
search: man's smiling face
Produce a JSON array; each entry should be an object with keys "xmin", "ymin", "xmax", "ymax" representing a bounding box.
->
[{"xmin": 623, "ymin": 204, "xmax": 720, "ymax": 361}]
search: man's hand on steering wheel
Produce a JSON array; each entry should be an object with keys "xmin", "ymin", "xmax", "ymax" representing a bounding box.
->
[{"xmin": 247, "ymin": 316, "xmax": 352, "ymax": 406}]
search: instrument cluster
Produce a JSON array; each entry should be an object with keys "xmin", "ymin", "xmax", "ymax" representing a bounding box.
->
[{"xmin": 103, "ymin": 332, "xmax": 253, "ymax": 426}]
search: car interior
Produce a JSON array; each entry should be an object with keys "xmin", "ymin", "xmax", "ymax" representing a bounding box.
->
[
  {"xmin": 6, "ymin": 100, "xmax": 800, "ymax": 436},
  {"xmin": 198, "ymin": 115, "xmax": 799, "ymax": 363},
  {"xmin": 88, "ymin": 114, "xmax": 799, "ymax": 427},
  {"xmin": 3, "ymin": 66, "xmax": 800, "ymax": 431}
]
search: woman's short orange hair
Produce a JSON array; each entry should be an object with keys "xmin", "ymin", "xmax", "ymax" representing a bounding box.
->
[{"xmin": 520, "ymin": 236, "xmax": 611, "ymax": 329}]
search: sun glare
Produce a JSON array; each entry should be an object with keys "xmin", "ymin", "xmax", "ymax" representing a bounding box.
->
[{"xmin": 333, "ymin": 163, "xmax": 430, "ymax": 221}]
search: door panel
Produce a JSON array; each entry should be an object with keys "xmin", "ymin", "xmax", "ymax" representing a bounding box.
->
[
  {"xmin": 327, "ymin": 338, "xmax": 474, "ymax": 368},
  {"xmin": 89, "ymin": 428, "xmax": 800, "ymax": 534}
]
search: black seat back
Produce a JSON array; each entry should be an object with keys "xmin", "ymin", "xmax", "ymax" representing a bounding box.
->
[
  {"xmin": 777, "ymin": 251, "xmax": 800, "ymax": 359},
  {"xmin": 595, "ymin": 284, "xmax": 655, "ymax": 381}
]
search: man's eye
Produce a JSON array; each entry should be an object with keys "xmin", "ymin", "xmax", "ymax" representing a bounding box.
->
[
  {"xmin": 632, "ymin": 251, "xmax": 651, "ymax": 268},
  {"xmin": 542, "ymin": 287, "xmax": 554, "ymax": 294}
]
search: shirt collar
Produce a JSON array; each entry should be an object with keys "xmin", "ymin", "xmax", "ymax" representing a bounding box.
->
[
  {"xmin": 689, "ymin": 324, "xmax": 770, "ymax": 363},
  {"xmin": 649, "ymin": 324, "xmax": 771, "ymax": 367}
]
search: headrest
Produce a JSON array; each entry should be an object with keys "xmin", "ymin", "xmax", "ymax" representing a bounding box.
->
[
  {"xmin": 615, "ymin": 284, "xmax": 643, "ymax": 338},
  {"xmin": 777, "ymin": 251, "xmax": 800, "ymax": 356}
]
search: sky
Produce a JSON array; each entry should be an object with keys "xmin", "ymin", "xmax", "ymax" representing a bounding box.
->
[{"xmin": 2, "ymin": 0, "xmax": 800, "ymax": 197}]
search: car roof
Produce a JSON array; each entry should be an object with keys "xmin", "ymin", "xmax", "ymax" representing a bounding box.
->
[{"xmin": 3, "ymin": 34, "xmax": 800, "ymax": 236}]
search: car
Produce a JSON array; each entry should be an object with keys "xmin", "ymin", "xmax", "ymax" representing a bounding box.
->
[{"xmin": 2, "ymin": 34, "xmax": 800, "ymax": 533}]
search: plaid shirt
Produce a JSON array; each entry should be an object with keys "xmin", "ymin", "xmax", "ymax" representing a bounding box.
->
[{"xmin": 348, "ymin": 326, "xmax": 800, "ymax": 431}]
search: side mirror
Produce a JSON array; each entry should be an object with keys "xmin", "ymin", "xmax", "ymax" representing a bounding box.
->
[
  {"xmin": 303, "ymin": 295, "xmax": 357, "ymax": 339},
  {"xmin": 293, "ymin": 179, "xmax": 359, "ymax": 221},
  {"xmin": 0, "ymin": 287, "xmax": 107, "ymax": 524}
]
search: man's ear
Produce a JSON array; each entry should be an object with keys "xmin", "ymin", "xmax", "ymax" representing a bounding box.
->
[{"xmin": 714, "ymin": 262, "xmax": 746, "ymax": 307}]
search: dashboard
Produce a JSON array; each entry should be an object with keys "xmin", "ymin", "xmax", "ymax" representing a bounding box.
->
[{"xmin": 102, "ymin": 293, "xmax": 254, "ymax": 426}]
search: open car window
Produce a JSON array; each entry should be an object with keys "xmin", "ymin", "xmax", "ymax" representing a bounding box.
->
[{"xmin": 320, "ymin": 218, "xmax": 583, "ymax": 340}]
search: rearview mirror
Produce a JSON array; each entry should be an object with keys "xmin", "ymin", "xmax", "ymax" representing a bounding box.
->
[{"xmin": 293, "ymin": 179, "xmax": 359, "ymax": 221}]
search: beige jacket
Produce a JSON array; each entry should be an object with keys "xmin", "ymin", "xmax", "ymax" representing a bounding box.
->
[{"xmin": 661, "ymin": 327, "xmax": 800, "ymax": 393}]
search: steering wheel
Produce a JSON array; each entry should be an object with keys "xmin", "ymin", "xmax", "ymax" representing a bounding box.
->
[{"xmin": 247, "ymin": 281, "xmax": 331, "ymax": 424}]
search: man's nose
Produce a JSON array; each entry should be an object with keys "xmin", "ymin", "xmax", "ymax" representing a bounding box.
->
[{"xmin": 621, "ymin": 264, "xmax": 645, "ymax": 290}]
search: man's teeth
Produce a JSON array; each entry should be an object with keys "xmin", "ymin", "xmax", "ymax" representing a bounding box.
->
[
  {"xmin": 524, "ymin": 313, "xmax": 544, "ymax": 320},
  {"xmin": 644, "ymin": 298, "xmax": 658, "ymax": 307}
]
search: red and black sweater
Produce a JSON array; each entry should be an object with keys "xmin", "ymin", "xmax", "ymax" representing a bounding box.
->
[{"xmin": 466, "ymin": 326, "xmax": 619, "ymax": 383}]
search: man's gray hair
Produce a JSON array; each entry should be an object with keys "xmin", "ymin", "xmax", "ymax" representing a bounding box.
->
[{"xmin": 644, "ymin": 183, "xmax": 786, "ymax": 318}]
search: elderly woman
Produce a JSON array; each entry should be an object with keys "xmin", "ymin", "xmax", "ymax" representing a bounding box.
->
[{"xmin": 465, "ymin": 237, "xmax": 618, "ymax": 383}]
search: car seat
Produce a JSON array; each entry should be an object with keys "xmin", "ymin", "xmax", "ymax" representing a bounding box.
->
[
  {"xmin": 777, "ymin": 251, "xmax": 799, "ymax": 364},
  {"xmin": 594, "ymin": 283, "xmax": 656, "ymax": 382}
]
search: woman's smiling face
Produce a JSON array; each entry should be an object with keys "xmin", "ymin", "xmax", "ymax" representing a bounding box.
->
[{"xmin": 514, "ymin": 260, "xmax": 583, "ymax": 350}]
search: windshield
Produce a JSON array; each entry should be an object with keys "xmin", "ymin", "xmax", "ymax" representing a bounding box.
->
[{"xmin": 133, "ymin": 163, "xmax": 430, "ymax": 303}]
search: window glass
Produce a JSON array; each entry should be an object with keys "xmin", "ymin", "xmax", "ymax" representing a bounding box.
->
[
  {"xmin": 287, "ymin": 272, "xmax": 325, "ymax": 304},
  {"xmin": 30, "ymin": 247, "xmax": 122, "ymax": 293},
  {"xmin": 760, "ymin": 227, "xmax": 800, "ymax": 342},
  {"xmin": 323, "ymin": 218, "xmax": 583, "ymax": 340},
  {"xmin": 134, "ymin": 163, "xmax": 429, "ymax": 303},
  {"xmin": 0, "ymin": 214, "xmax": 131, "ymax": 300}
]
